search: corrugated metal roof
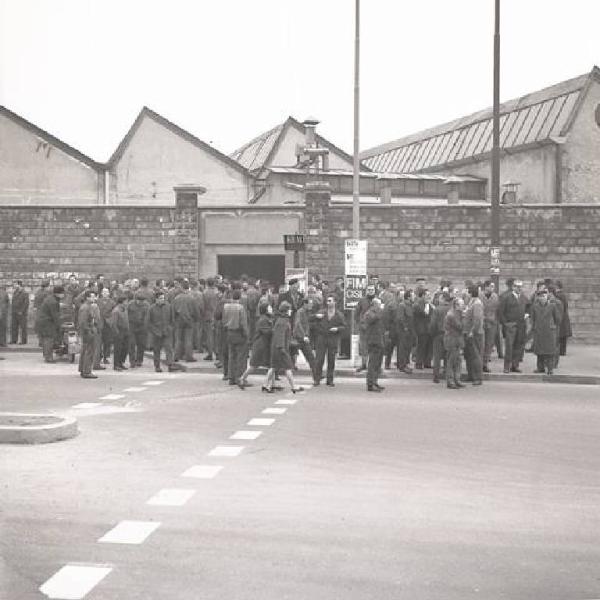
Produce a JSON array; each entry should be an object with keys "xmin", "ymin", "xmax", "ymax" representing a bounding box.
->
[
  {"xmin": 230, "ymin": 122, "xmax": 285, "ymax": 171},
  {"xmin": 361, "ymin": 70, "xmax": 596, "ymax": 173}
]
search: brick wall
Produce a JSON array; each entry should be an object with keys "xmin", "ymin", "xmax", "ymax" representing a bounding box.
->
[{"xmin": 304, "ymin": 191, "xmax": 600, "ymax": 342}]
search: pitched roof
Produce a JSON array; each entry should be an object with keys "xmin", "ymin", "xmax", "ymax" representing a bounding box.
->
[
  {"xmin": 230, "ymin": 116, "xmax": 371, "ymax": 172},
  {"xmin": 0, "ymin": 104, "xmax": 102, "ymax": 171},
  {"xmin": 361, "ymin": 66, "xmax": 600, "ymax": 173},
  {"xmin": 109, "ymin": 106, "xmax": 249, "ymax": 175}
]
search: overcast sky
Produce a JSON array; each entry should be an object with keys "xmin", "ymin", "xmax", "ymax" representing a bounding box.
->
[{"xmin": 1, "ymin": 0, "xmax": 598, "ymax": 163}]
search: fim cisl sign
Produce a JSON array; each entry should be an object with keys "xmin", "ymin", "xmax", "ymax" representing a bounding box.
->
[{"xmin": 344, "ymin": 239, "xmax": 367, "ymax": 310}]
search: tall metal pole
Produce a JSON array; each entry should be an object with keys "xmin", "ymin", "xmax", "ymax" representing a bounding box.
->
[
  {"xmin": 352, "ymin": 0, "xmax": 360, "ymax": 239},
  {"xmin": 491, "ymin": 0, "xmax": 501, "ymax": 291}
]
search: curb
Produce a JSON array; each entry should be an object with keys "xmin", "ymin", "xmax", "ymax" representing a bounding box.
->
[{"xmin": 0, "ymin": 413, "xmax": 79, "ymax": 444}]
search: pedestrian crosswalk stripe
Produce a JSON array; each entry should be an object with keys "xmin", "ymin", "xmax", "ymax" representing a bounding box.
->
[
  {"xmin": 39, "ymin": 564, "xmax": 112, "ymax": 599},
  {"xmin": 247, "ymin": 418, "xmax": 275, "ymax": 426},
  {"xmin": 98, "ymin": 521, "xmax": 160, "ymax": 544},
  {"xmin": 146, "ymin": 489, "xmax": 196, "ymax": 506},
  {"xmin": 72, "ymin": 402, "xmax": 103, "ymax": 409},
  {"xmin": 275, "ymin": 399, "xmax": 297, "ymax": 405},
  {"xmin": 181, "ymin": 465, "xmax": 224, "ymax": 479},
  {"xmin": 142, "ymin": 380, "xmax": 165, "ymax": 386},
  {"xmin": 230, "ymin": 430, "xmax": 262, "ymax": 440},
  {"xmin": 122, "ymin": 387, "xmax": 147, "ymax": 392},
  {"xmin": 99, "ymin": 394, "xmax": 125, "ymax": 401},
  {"xmin": 263, "ymin": 407, "xmax": 287, "ymax": 415},
  {"xmin": 208, "ymin": 445, "xmax": 244, "ymax": 457}
]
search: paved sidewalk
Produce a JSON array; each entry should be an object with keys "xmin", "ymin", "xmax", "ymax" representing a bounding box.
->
[{"xmin": 2, "ymin": 335, "xmax": 598, "ymax": 384}]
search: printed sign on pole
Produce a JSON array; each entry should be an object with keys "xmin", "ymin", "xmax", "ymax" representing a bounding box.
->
[{"xmin": 344, "ymin": 239, "xmax": 367, "ymax": 310}]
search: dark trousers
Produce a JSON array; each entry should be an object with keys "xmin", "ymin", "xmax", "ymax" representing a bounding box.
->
[
  {"xmin": 78, "ymin": 336, "xmax": 95, "ymax": 375},
  {"xmin": 151, "ymin": 333, "xmax": 174, "ymax": 367},
  {"xmin": 226, "ymin": 330, "xmax": 246, "ymax": 383},
  {"xmin": 129, "ymin": 328, "xmax": 146, "ymax": 365},
  {"xmin": 432, "ymin": 335, "xmax": 446, "ymax": 381},
  {"xmin": 384, "ymin": 333, "xmax": 398, "ymax": 368},
  {"xmin": 0, "ymin": 317, "xmax": 7, "ymax": 345},
  {"xmin": 397, "ymin": 331, "xmax": 413, "ymax": 369},
  {"xmin": 93, "ymin": 331, "xmax": 102, "ymax": 368},
  {"xmin": 559, "ymin": 336, "xmax": 568, "ymax": 356},
  {"xmin": 415, "ymin": 332, "xmax": 432, "ymax": 367},
  {"xmin": 445, "ymin": 343, "xmax": 462, "ymax": 385},
  {"xmin": 175, "ymin": 323, "xmax": 194, "ymax": 361},
  {"xmin": 113, "ymin": 334, "xmax": 128, "ymax": 368},
  {"xmin": 297, "ymin": 340, "xmax": 316, "ymax": 378},
  {"xmin": 315, "ymin": 339, "xmax": 336, "ymax": 383},
  {"xmin": 101, "ymin": 326, "xmax": 112, "ymax": 360},
  {"xmin": 483, "ymin": 321, "xmax": 496, "ymax": 364},
  {"xmin": 203, "ymin": 320, "xmax": 215, "ymax": 355},
  {"xmin": 41, "ymin": 335, "xmax": 55, "ymax": 361},
  {"xmin": 367, "ymin": 344, "xmax": 383, "ymax": 388},
  {"xmin": 464, "ymin": 333, "xmax": 484, "ymax": 382},
  {"xmin": 503, "ymin": 322, "xmax": 524, "ymax": 370},
  {"xmin": 11, "ymin": 312, "xmax": 28, "ymax": 343}
]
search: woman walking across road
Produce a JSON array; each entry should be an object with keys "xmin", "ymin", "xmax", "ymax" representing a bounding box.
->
[{"xmin": 239, "ymin": 303, "xmax": 273, "ymax": 389}]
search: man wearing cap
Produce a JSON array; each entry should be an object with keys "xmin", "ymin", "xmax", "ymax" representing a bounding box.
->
[{"xmin": 37, "ymin": 285, "xmax": 65, "ymax": 363}]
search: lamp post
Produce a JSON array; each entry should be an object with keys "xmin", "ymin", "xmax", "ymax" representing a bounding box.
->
[
  {"xmin": 352, "ymin": 0, "xmax": 360, "ymax": 239},
  {"xmin": 490, "ymin": 0, "xmax": 501, "ymax": 290}
]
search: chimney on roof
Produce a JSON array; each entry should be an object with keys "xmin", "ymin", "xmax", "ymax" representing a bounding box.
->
[{"xmin": 296, "ymin": 116, "xmax": 329, "ymax": 172}]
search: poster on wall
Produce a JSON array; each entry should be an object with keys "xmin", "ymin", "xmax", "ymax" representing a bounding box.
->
[{"xmin": 344, "ymin": 239, "xmax": 368, "ymax": 310}]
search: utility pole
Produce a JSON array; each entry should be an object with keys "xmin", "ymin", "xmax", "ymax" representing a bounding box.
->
[
  {"xmin": 490, "ymin": 0, "xmax": 501, "ymax": 291},
  {"xmin": 352, "ymin": 0, "xmax": 360, "ymax": 239}
]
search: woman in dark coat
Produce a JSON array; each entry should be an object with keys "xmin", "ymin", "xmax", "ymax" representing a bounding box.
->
[
  {"xmin": 263, "ymin": 301, "xmax": 303, "ymax": 393},
  {"xmin": 555, "ymin": 280, "xmax": 572, "ymax": 356},
  {"xmin": 531, "ymin": 289, "xmax": 560, "ymax": 375},
  {"xmin": 239, "ymin": 303, "xmax": 273, "ymax": 388}
]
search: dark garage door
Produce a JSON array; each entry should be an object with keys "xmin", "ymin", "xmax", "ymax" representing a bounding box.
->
[{"xmin": 217, "ymin": 254, "xmax": 285, "ymax": 285}]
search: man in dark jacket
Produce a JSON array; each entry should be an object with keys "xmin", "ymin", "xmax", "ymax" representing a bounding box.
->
[
  {"xmin": 172, "ymin": 282, "xmax": 199, "ymax": 362},
  {"xmin": 10, "ymin": 280, "xmax": 29, "ymax": 344},
  {"xmin": 222, "ymin": 290, "xmax": 249, "ymax": 385},
  {"xmin": 365, "ymin": 297, "xmax": 385, "ymax": 392},
  {"xmin": 429, "ymin": 292, "xmax": 451, "ymax": 383},
  {"xmin": 498, "ymin": 278, "xmax": 528, "ymax": 373},
  {"xmin": 313, "ymin": 294, "xmax": 346, "ymax": 386},
  {"xmin": 37, "ymin": 285, "xmax": 65, "ymax": 363},
  {"xmin": 111, "ymin": 295, "xmax": 130, "ymax": 371},
  {"xmin": 395, "ymin": 290, "xmax": 416, "ymax": 374},
  {"xmin": 0, "ymin": 284, "xmax": 9, "ymax": 346},
  {"xmin": 128, "ymin": 291, "xmax": 149, "ymax": 367},
  {"xmin": 78, "ymin": 290, "xmax": 98, "ymax": 378},
  {"xmin": 202, "ymin": 278, "xmax": 218, "ymax": 361},
  {"xmin": 146, "ymin": 291, "xmax": 177, "ymax": 372},
  {"xmin": 413, "ymin": 288, "xmax": 433, "ymax": 369},
  {"xmin": 355, "ymin": 284, "xmax": 376, "ymax": 371}
]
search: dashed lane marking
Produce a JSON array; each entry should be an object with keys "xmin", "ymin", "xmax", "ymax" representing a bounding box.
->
[
  {"xmin": 98, "ymin": 521, "xmax": 161, "ymax": 545},
  {"xmin": 275, "ymin": 399, "xmax": 297, "ymax": 405},
  {"xmin": 262, "ymin": 407, "xmax": 287, "ymax": 415},
  {"xmin": 39, "ymin": 564, "xmax": 112, "ymax": 599},
  {"xmin": 146, "ymin": 489, "xmax": 196, "ymax": 507},
  {"xmin": 122, "ymin": 386, "xmax": 147, "ymax": 392},
  {"xmin": 99, "ymin": 393, "xmax": 125, "ymax": 401},
  {"xmin": 230, "ymin": 430, "xmax": 262, "ymax": 440},
  {"xmin": 247, "ymin": 418, "xmax": 275, "ymax": 426},
  {"xmin": 72, "ymin": 402, "xmax": 103, "ymax": 409},
  {"xmin": 181, "ymin": 465, "xmax": 224, "ymax": 479},
  {"xmin": 142, "ymin": 380, "xmax": 165, "ymax": 386},
  {"xmin": 208, "ymin": 445, "xmax": 244, "ymax": 457}
]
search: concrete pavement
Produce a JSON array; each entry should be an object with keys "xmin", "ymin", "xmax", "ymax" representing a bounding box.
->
[{"xmin": 1, "ymin": 358, "xmax": 600, "ymax": 599}]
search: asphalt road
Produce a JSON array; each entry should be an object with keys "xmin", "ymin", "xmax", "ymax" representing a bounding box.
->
[{"xmin": 1, "ymin": 354, "xmax": 600, "ymax": 600}]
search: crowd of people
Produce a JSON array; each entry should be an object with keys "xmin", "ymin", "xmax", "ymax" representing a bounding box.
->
[{"xmin": 0, "ymin": 272, "xmax": 572, "ymax": 391}]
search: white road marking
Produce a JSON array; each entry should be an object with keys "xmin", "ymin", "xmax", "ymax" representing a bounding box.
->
[
  {"xmin": 247, "ymin": 418, "xmax": 275, "ymax": 426},
  {"xmin": 263, "ymin": 407, "xmax": 287, "ymax": 415},
  {"xmin": 39, "ymin": 564, "xmax": 112, "ymax": 599},
  {"xmin": 98, "ymin": 520, "xmax": 160, "ymax": 544},
  {"xmin": 146, "ymin": 488, "xmax": 196, "ymax": 506},
  {"xmin": 99, "ymin": 394, "xmax": 125, "ymax": 401},
  {"xmin": 275, "ymin": 399, "xmax": 297, "ymax": 405},
  {"xmin": 71, "ymin": 402, "xmax": 102, "ymax": 409},
  {"xmin": 230, "ymin": 430, "xmax": 262, "ymax": 440},
  {"xmin": 181, "ymin": 465, "xmax": 224, "ymax": 479},
  {"xmin": 122, "ymin": 386, "xmax": 147, "ymax": 392},
  {"xmin": 208, "ymin": 445, "xmax": 244, "ymax": 457},
  {"xmin": 142, "ymin": 380, "xmax": 165, "ymax": 386}
]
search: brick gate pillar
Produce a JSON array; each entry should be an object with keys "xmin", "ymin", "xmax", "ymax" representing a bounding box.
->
[
  {"xmin": 173, "ymin": 185, "xmax": 204, "ymax": 278},
  {"xmin": 303, "ymin": 181, "xmax": 332, "ymax": 279}
]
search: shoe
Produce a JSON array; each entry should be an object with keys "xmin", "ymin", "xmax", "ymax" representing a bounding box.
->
[
  {"xmin": 120, "ymin": 365, "xmax": 128, "ymax": 370},
  {"xmin": 374, "ymin": 384, "xmax": 385, "ymax": 391},
  {"xmin": 81, "ymin": 373, "xmax": 98, "ymax": 379},
  {"xmin": 503, "ymin": 369, "xmax": 510, "ymax": 374},
  {"xmin": 261, "ymin": 386, "xmax": 274, "ymax": 394},
  {"xmin": 533, "ymin": 369, "xmax": 545, "ymax": 374},
  {"xmin": 272, "ymin": 385, "xmax": 284, "ymax": 391},
  {"xmin": 367, "ymin": 386, "xmax": 381, "ymax": 392},
  {"xmin": 228, "ymin": 381, "xmax": 237, "ymax": 386},
  {"xmin": 482, "ymin": 365, "xmax": 490, "ymax": 373},
  {"xmin": 44, "ymin": 359, "xmax": 56, "ymax": 363},
  {"xmin": 155, "ymin": 367, "xmax": 163, "ymax": 373},
  {"xmin": 356, "ymin": 366, "xmax": 366, "ymax": 373},
  {"xmin": 510, "ymin": 367, "xmax": 522, "ymax": 373},
  {"xmin": 547, "ymin": 370, "xmax": 553, "ymax": 375},
  {"xmin": 238, "ymin": 382, "xmax": 246, "ymax": 390},
  {"xmin": 129, "ymin": 364, "xmax": 137, "ymax": 369},
  {"xmin": 136, "ymin": 362, "xmax": 143, "ymax": 367},
  {"xmin": 326, "ymin": 381, "xmax": 335, "ymax": 387},
  {"xmin": 472, "ymin": 380, "xmax": 482, "ymax": 386},
  {"xmin": 447, "ymin": 383, "xmax": 459, "ymax": 389},
  {"xmin": 215, "ymin": 361, "xmax": 223, "ymax": 369},
  {"xmin": 95, "ymin": 365, "xmax": 106, "ymax": 370},
  {"xmin": 402, "ymin": 367, "xmax": 413, "ymax": 374},
  {"xmin": 204, "ymin": 354, "xmax": 213, "ymax": 361},
  {"xmin": 291, "ymin": 387, "xmax": 304, "ymax": 394},
  {"xmin": 455, "ymin": 382, "xmax": 466, "ymax": 388},
  {"xmin": 114, "ymin": 366, "xmax": 124, "ymax": 371},
  {"xmin": 167, "ymin": 366, "xmax": 180, "ymax": 372}
]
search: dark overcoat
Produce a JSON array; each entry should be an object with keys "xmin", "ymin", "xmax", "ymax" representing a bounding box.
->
[
  {"xmin": 531, "ymin": 302, "xmax": 559, "ymax": 355},
  {"xmin": 250, "ymin": 315, "xmax": 272, "ymax": 368},
  {"xmin": 36, "ymin": 295, "xmax": 61, "ymax": 338}
]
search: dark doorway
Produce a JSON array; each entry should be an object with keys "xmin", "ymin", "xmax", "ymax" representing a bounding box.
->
[{"xmin": 217, "ymin": 254, "xmax": 285, "ymax": 285}]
